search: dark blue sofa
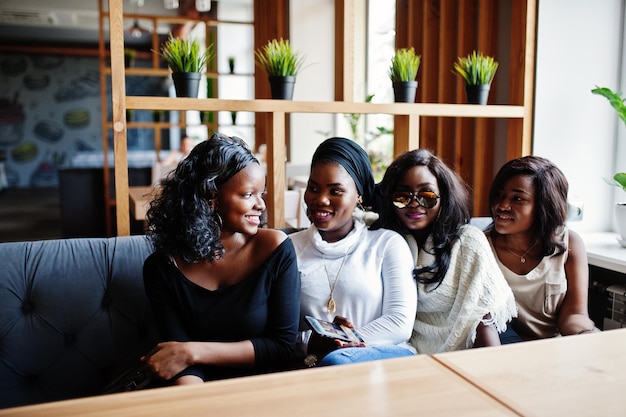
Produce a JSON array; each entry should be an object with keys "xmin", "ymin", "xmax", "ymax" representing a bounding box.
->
[{"xmin": 0, "ymin": 235, "xmax": 158, "ymax": 408}]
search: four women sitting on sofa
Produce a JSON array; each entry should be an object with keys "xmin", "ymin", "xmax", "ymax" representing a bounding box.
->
[{"xmin": 141, "ymin": 132, "xmax": 595, "ymax": 385}]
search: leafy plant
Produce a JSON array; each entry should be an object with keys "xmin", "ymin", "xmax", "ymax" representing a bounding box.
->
[
  {"xmin": 123, "ymin": 48, "xmax": 137, "ymax": 59},
  {"xmin": 389, "ymin": 47, "xmax": 421, "ymax": 82},
  {"xmin": 453, "ymin": 50, "xmax": 499, "ymax": 85},
  {"xmin": 154, "ymin": 33, "xmax": 214, "ymax": 73},
  {"xmin": 255, "ymin": 38, "xmax": 306, "ymax": 77},
  {"xmin": 123, "ymin": 48, "xmax": 136, "ymax": 67},
  {"xmin": 592, "ymin": 86, "xmax": 626, "ymax": 190}
]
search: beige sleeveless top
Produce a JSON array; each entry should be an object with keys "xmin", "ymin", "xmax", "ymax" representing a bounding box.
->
[{"xmin": 486, "ymin": 229, "xmax": 568, "ymax": 339}]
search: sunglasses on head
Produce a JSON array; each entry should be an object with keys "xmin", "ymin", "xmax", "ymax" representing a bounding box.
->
[{"xmin": 391, "ymin": 190, "xmax": 440, "ymax": 209}]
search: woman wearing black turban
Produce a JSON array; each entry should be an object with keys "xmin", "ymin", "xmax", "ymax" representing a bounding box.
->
[{"xmin": 290, "ymin": 137, "xmax": 417, "ymax": 367}]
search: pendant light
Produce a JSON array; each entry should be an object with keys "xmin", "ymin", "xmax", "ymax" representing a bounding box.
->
[
  {"xmin": 128, "ymin": 20, "xmax": 149, "ymax": 38},
  {"xmin": 125, "ymin": 0, "xmax": 150, "ymax": 39}
]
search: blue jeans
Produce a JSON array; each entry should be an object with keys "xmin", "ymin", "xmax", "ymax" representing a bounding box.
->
[
  {"xmin": 318, "ymin": 345, "xmax": 415, "ymax": 366},
  {"xmin": 499, "ymin": 323, "xmax": 523, "ymax": 344}
]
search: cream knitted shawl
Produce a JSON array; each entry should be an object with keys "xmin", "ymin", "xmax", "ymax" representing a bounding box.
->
[{"xmin": 407, "ymin": 225, "xmax": 517, "ymax": 354}]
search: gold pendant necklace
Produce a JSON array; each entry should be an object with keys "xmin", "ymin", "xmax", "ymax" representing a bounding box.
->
[
  {"xmin": 505, "ymin": 240, "xmax": 538, "ymax": 263},
  {"xmin": 322, "ymin": 251, "xmax": 350, "ymax": 314}
]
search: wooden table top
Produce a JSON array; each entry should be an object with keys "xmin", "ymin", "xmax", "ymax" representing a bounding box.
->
[
  {"xmin": 0, "ymin": 355, "xmax": 517, "ymax": 417},
  {"xmin": 434, "ymin": 328, "xmax": 626, "ymax": 417}
]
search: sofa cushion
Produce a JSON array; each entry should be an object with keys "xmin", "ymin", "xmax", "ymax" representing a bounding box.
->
[{"xmin": 0, "ymin": 235, "xmax": 157, "ymax": 408}]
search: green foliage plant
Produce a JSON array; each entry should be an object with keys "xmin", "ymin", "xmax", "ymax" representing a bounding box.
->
[
  {"xmin": 123, "ymin": 48, "xmax": 136, "ymax": 67},
  {"xmin": 154, "ymin": 33, "xmax": 214, "ymax": 73},
  {"xmin": 592, "ymin": 86, "xmax": 626, "ymax": 190},
  {"xmin": 123, "ymin": 48, "xmax": 137, "ymax": 60},
  {"xmin": 453, "ymin": 50, "xmax": 499, "ymax": 85},
  {"xmin": 255, "ymin": 38, "xmax": 306, "ymax": 77},
  {"xmin": 389, "ymin": 47, "xmax": 421, "ymax": 82}
]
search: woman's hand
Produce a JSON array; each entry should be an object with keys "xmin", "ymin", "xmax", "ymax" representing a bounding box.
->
[
  {"xmin": 333, "ymin": 316, "xmax": 366, "ymax": 348},
  {"xmin": 332, "ymin": 315, "xmax": 355, "ymax": 328},
  {"xmin": 141, "ymin": 341, "xmax": 193, "ymax": 381},
  {"xmin": 473, "ymin": 314, "xmax": 501, "ymax": 348}
]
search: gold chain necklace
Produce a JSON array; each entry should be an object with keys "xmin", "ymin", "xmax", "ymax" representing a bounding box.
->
[
  {"xmin": 322, "ymin": 251, "xmax": 350, "ymax": 314},
  {"xmin": 504, "ymin": 240, "xmax": 538, "ymax": 264}
]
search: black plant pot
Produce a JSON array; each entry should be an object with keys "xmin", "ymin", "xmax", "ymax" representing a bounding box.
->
[
  {"xmin": 465, "ymin": 84, "xmax": 491, "ymax": 105},
  {"xmin": 171, "ymin": 72, "xmax": 202, "ymax": 98},
  {"xmin": 124, "ymin": 56, "xmax": 134, "ymax": 68},
  {"xmin": 392, "ymin": 81, "xmax": 418, "ymax": 103},
  {"xmin": 268, "ymin": 75, "xmax": 296, "ymax": 100}
]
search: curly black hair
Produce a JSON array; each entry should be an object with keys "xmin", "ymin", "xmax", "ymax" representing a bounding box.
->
[
  {"xmin": 488, "ymin": 155, "xmax": 568, "ymax": 256},
  {"xmin": 146, "ymin": 133, "xmax": 258, "ymax": 263},
  {"xmin": 372, "ymin": 149, "xmax": 470, "ymax": 286}
]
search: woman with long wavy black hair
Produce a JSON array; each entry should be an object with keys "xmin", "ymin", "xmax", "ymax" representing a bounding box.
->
[{"xmin": 142, "ymin": 133, "xmax": 300, "ymax": 385}]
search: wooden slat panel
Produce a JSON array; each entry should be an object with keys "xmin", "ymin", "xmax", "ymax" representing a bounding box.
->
[
  {"xmin": 436, "ymin": 1, "xmax": 458, "ymax": 163},
  {"xmin": 507, "ymin": 0, "xmax": 529, "ymax": 160},
  {"xmin": 108, "ymin": 0, "xmax": 130, "ymax": 236},
  {"xmin": 254, "ymin": 0, "xmax": 289, "ymax": 158},
  {"xmin": 98, "ymin": 0, "xmax": 112, "ymax": 235},
  {"xmin": 394, "ymin": 114, "xmax": 421, "ymax": 157},
  {"xmin": 395, "ymin": 0, "xmax": 533, "ymax": 216},
  {"xmin": 267, "ymin": 112, "xmax": 287, "ymax": 228},
  {"xmin": 335, "ymin": 0, "xmax": 359, "ymax": 102},
  {"xmin": 473, "ymin": 0, "xmax": 498, "ymax": 216},
  {"xmin": 420, "ymin": 0, "xmax": 440, "ymax": 152},
  {"xmin": 455, "ymin": 0, "xmax": 478, "ymax": 189}
]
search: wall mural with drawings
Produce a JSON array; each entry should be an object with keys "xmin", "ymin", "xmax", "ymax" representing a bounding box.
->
[{"xmin": 0, "ymin": 53, "xmax": 166, "ymax": 188}]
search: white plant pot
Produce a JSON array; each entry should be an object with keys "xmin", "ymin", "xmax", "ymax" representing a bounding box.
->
[{"xmin": 614, "ymin": 203, "xmax": 626, "ymax": 245}]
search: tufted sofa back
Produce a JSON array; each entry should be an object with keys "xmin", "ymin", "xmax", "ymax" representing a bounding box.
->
[{"xmin": 0, "ymin": 235, "xmax": 158, "ymax": 409}]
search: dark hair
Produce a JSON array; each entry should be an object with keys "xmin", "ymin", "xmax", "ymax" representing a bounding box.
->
[
  {"xmin": 146, "ymin": 133, "xmax": 258, "ymax": 263},
  {"xmin": 488, "ymin": 155, "xmax": 568, "ymax": 256},
  {"xmin": 373, "ymin": 149, "xmax": 470, "ymax": 286}
]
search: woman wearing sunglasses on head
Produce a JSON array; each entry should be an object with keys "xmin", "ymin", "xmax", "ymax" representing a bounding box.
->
[{"xmin": 372, "ymin": 149, "xmax": 516, "ymax": 354}]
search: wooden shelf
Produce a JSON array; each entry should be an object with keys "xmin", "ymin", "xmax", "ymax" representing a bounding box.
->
[
  {"xmin": 123, "ymin": 96, "xmax": 524, "ymax": 229},
  {"xmin": 104, "ymin": 0, "xmax": 536, "ymax": 236},
  {"xmin": 125, "ymin": 97, "xmax": 524, "ymax": 118}
]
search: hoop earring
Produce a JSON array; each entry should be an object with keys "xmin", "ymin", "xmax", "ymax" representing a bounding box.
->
[
  {"xmin": 216, "ymin": 212, "xmax": 223, "ymax": 228},
  {"xmin": 357, "ymin": 195, "xmax": 365, "ymax": 211}
]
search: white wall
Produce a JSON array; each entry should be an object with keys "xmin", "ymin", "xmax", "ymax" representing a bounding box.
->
[
  {"xmin": 290, "ymin": 0, "xmax": 336, "ymax": 165},
  {"xmin": 534, "ymin": 0, "xmax": 625, "ymax": 232}
]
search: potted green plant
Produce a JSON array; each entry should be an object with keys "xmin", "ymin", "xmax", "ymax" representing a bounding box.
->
[
  {"xmin": 255, "ymin": 38, "xmax": 306, "ymax": 100},
  {"xmin": 154, "ymin": 33, "xmax": 214, "ymax": 98},
  {"xmin": 228, "ymin": 56, "xmax": 236, "ymax": 74},
  {"xmin": 453, "ymin": 50, "xmax": 499, "ymax": 105},
  {"xmin": 123, "ymin": 48, "xmax": 136, "ymax": 68},
  {"xmin": 389, "ymin": 47, "xmax": 421, "ymax": 103},
  {"xmin": 592, "ymin": 86, "xmax": 626, "ymax": 242}
]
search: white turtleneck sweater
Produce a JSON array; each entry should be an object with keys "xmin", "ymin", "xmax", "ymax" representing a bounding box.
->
[{"xmin": 290, "ymin": 220, "xmax": 417, "ymax": 355}]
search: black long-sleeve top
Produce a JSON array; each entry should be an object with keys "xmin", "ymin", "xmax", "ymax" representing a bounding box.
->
[{"xmin": 143, "ymin": 238, "xmax": 300, "ymax": 381}]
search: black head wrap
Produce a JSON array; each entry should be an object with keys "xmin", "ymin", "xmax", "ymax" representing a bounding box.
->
[{"xmin": 311, "ymin": 137, "xmax": 375, "ymax": 207}]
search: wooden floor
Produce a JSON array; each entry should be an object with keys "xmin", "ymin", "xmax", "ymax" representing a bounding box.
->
[{"xmin": 0, "ymin": 187, "xmax": 62, "ymax": 243}]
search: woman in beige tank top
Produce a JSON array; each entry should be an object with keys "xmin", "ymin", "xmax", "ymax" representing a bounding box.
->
[{"xmin": 485, "ymin": 156, "xmax": 595, "ymax": 341}]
